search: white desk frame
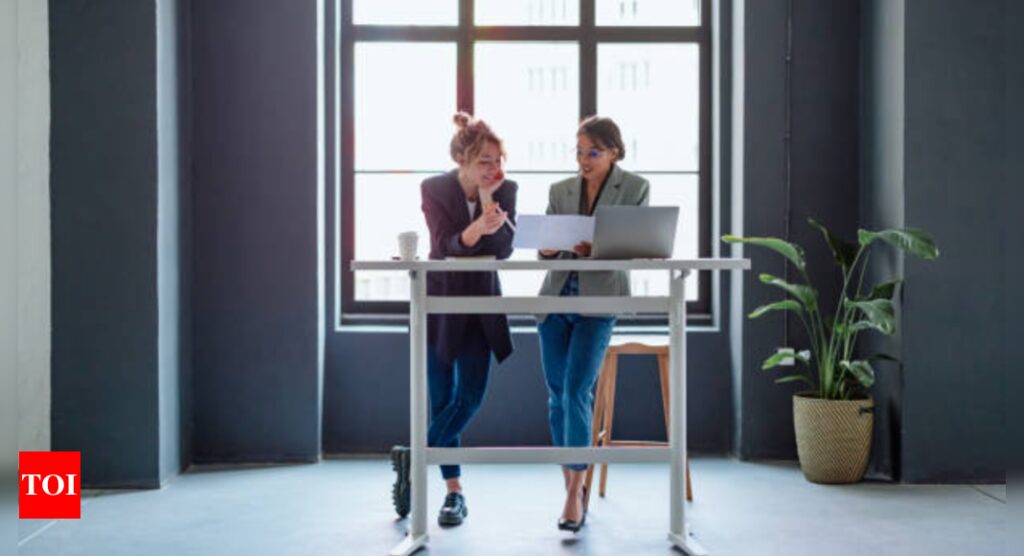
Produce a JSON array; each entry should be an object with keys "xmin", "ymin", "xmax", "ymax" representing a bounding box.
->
[{"xmin": 350, "ymin": 259, "xmax": 750, "ymax": 556}]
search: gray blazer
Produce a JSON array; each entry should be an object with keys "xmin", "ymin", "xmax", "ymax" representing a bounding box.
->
[{"xmin": 537, "ymin": 165, "xmax": 650, "ymax": 312}]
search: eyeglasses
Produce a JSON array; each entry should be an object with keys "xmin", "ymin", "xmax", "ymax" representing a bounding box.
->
[{"xmin": 575, "ymin": 148, "xmax": 606, "ymax": 160}]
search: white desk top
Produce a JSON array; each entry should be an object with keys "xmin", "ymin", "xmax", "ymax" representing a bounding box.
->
[{"xmin": 351, "ymin": 258, "xmax": 750, "ymax": 272}]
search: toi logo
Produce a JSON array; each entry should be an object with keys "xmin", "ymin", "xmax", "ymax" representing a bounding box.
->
[{"xmin": 19, "ymin": 452, "xmax": 81, "ymax": 519}]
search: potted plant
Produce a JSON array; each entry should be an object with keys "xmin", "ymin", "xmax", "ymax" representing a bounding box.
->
[{"xmin": 724, "ymin": 220, "xmax": 939, "ymax": 483}]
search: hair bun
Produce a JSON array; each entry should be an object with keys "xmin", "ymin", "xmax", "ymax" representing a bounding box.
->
[
  {"xmin": 449, "ymin": 113, "xmax": 505, "ymax": 164},
  {"xmin": 453, "ymin": 111, "xmax": 472, "ymax": 129}
]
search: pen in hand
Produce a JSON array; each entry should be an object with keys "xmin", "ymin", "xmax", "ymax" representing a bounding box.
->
[
  {"xmin": 482, "ymin": 199, "xmax": 515, "ymax": 233},
  {"xmin": 481, "ymin": 169, "xmax": 515, "ymax": 233}
]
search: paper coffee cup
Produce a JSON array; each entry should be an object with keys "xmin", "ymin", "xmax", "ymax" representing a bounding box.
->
[{"xmin": 398, "ymin": 231, "xmax": 418, "ymax": 261}]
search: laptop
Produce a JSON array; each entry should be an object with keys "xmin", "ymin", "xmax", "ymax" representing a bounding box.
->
[{"xmin": 590, "ymin": 206, "xmax": 679, "ymax": 260}]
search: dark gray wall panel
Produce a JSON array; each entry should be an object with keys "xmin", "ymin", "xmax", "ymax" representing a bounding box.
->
[
  {"xmin": 189, "ymin": 0, "xmax": 322, "ymax": 462},
  {"xmin": 324, "ymin": 329, "xmax": 737, "ymax": 454},
  {"xmin": 50, "ymin": 0, "xmax": 162, "ymax": 487},
  {"xmin": 736, "ymin": 0, "xmax": 862, "ymax": 460},
  {"xmin": 1005, "ymin": 0, "xmax": 1022, "ymax": 478},
  {"xmin": 860, "ymin": 0, "xmax": 906, "ymax": 480},
  {"xmin": 900, "ymin": 0, "xmax": 1005, "ymax": 483},
  {"xmin": 737, "ymin": 0, "xmax": 791, "ymax": 459}
]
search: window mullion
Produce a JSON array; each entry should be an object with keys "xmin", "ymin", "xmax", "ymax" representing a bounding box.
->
[
  {"xmin": 458, "ymin": 0, "xmax": 474, "ymax": 113},
  {"xmin": 580, "ymin": 0, "xmax": 596, "ymax": 118}
]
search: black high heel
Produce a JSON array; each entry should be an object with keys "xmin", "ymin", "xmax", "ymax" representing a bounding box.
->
[
  {"xmin": 557, "ymin": 516, "xmax": 584, "ymax": 533},
  {"xmin": 557, "ymin": 486, "xmax": 588, "ymax": 533}
]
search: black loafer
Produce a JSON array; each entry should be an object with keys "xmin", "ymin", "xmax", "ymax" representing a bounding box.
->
[
  {"xmin": 390, "ymin": 446, "xmax": 410, "ymax": 518},
  {"xmin": 438, "ymin": 492, "xmax": 468, "ymax": 526}
]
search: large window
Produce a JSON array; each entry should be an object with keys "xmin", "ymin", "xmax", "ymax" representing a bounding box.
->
[{"xmin": 332, "ymin": 0, "xmax": 711, "ymax": 326}]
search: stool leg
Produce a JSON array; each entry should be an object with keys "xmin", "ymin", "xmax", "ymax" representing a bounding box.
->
[
  {"xmin": 657, "ymin": 354, "xmax": 671, "ymax": 431},
  {"xmin": 585, "ymin": 355, "xmax": 611, "ymax": 511},
  {"xmin": 659, "ymin": 353, "xmax": 693, "ymax": 502},
  {"xmin": 599, "ymin": 355, "xmax": 618, "ymax": 498}
]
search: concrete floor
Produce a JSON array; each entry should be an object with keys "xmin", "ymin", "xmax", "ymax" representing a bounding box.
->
[{"xmin": 18, "ymin": 457, "xmax": 1006, "ymax": 555}]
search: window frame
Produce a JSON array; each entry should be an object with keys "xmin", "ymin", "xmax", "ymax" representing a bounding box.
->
[{"xmin": 328, "ymin": 0, "xmax": 712, "ymax": 328}]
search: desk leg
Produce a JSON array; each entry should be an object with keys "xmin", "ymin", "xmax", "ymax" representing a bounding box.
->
[
  {"xmin": 391, "ymin": 270, "xmax": 429, "ymax": 556},
  {"xmin": 668, "ymin": 270, "xmax": 708, "ymax": 556}
]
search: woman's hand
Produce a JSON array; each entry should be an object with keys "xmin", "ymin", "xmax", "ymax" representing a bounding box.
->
[
  {"xmin": 572, "ymin": 241, "xmax": 592, "ymax": 257},
  {"xmin": 479, "ymin": 169, "xmax": 505, "ymax": 210},
  {"xmin": 478, "ymin": 203, "xmax": 507, "ymax": 236},
  {"xmin": 461, "ymin": 203, "xmax": 507, "ymax": 247}
]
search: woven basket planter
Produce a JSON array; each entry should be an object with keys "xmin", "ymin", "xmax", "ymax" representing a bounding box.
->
[{"xmin": 793, "ymin": 393, "xmax": 874, "ymax": 484}]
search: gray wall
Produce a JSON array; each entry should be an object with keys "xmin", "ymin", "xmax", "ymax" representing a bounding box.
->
[
  {"xmin": 1006, "ymin": 0, "xmax": 1022, "ymax": 480},
  {"xmin": 49, "ymin": 0, "xmax": 183, "ymax": 487},
  {"xmin": 177, "ymin": 0, "xmax": 196, "ymax": 474},
  {"xmin": 861, "ymin": 0, "xmax": 1008, "ymax": 483},
  {"xmin": 325, "ymin": 330, "xmax": 738, "ymax": 453},
  {"xmin": 735, "ymin": 0, "xmax": 862, "ymax": 460},
  {"xmin": 899, "ymin": 0, "xmax": 1006, "ymax": 483},
  {"xmin": 157, "ymin": 0, "xmax": 184, "ymax": 484},
  {"xmin": 12, "ymin": 0, "xmax": 52, "ymax": 455},
  {"xmin": 735, "ymin": 0, "xmax": 788, "ymax": 459},
  {"xmin": 2, "ymin": 0, "xmax": 19, "ymax": 495},
  {"xmin": 188, "ymin": 0, "xmax": 323, "ymax": 463},
  {"xmin": 861, "ymin": 0, "xmax": 906, "ymax": 479}
]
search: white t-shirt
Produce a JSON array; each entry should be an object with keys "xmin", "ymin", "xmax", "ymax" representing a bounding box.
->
[{"xmin": 467, "ymin": 200, "xmax": 477, "ymax": 220}]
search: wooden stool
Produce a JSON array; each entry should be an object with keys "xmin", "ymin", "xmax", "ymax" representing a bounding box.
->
[{"xmin": 584, "ymin": 335, "xmax": 693, "ymax": 510}]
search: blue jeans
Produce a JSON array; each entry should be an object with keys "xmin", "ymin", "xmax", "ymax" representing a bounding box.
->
[
  {"xmin": 537, "ymin": 274, "xmax": 616, "ymax": 471},
  {"xmin": 427, "ymin": 324, "xmax": 492, "ymax": 480}
]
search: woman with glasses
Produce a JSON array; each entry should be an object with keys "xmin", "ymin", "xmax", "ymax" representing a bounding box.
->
[
  {"xmin": 394, "ymin": 112, "xmax": 516, "ymax": 527},
  {"xmin": 537, "ymin": 116, "xmax": 650, "ymax": 532}
]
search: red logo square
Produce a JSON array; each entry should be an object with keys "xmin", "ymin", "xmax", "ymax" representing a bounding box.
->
[{"xmin": 19, "ymin": 452, "xmax": 81, "ymax": 519}]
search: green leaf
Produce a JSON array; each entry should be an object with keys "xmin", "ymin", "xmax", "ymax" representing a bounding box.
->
[
  {"xmin": 808, "ymin": 218, "xmax": 858, "ymax": 271},
  {"xmin": 845, "ymin": 298, "xmax": 896, "ymax": 335},
  {"xmin": 722, "ymin": 235, "xmax": 807, "ymax": 272},
  {"xmin": 762, "ymin": 351, "xmax": 794, "ymax": 370},
  {"xmin": 761, "ymin": 349, "xmax": 810, "ymax": 370},
  {"xmin": 759, "ymin": 273, "xmax": 818, "ymax": 311},
  {"xmin": 775, "ymin": 374, "xmax": 813, "ymax": 386},
  {"xmin": 846, "ymin": 321, "xmax": 874, "ymax": 333},
  {"xmin": 840, "ymin": 360, "xmax": 876, "ymax": 388},
  {"xmin": 861, "ymin": 279, "xmax": 902, "ymax": 301},
  {"xmin": 858, "ymin": 228, "xmax": 940, "ymax": 260},
  {"xmin": 749, "ymin": 299, "xmax": 804, "ymax": 319},
  {"xmin": 761, "ymin": 351, "xmax": 788, "ymax": 370}
]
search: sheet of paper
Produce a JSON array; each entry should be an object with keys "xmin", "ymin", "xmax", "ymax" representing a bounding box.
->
[{"xmin": 512, "ymin": 214, "xmax": 595, "ymax": 251}]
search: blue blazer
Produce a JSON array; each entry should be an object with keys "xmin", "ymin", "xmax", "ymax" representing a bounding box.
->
[{"xmin": 420, "ymin": 170, "xmax": 517, "ymax": 365}]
